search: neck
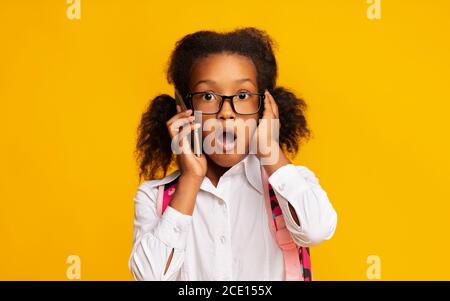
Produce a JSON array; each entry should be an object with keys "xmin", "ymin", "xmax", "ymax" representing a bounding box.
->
[{"xmin": 205, "ymin": 156, "xmax": 230, "ymax": 187}]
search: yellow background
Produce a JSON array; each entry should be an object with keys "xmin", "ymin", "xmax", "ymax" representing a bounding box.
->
[{"xmin": 1, "ymin": 0, "xmax": 450, "ymax": 280}]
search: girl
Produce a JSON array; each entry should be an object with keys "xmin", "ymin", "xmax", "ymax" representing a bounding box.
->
[{"xmin": 129, "ymin": 28, "xmax": 337, "ymax": 281}]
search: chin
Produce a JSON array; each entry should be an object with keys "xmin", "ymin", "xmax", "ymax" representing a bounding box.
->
[{"xmin": 207, "ymin": 153, "xmax": 247, "ymax": 167}]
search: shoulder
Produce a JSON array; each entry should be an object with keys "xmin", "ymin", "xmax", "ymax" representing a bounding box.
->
[
  {"xmin": 292, "ymin": 164, "xmax": 320, "ymax": 184},
  {"xmin": 270, "ymin": 163, "xmax": 321, "ymax": 185},
  {"xmin": 134, "ymin": 170, "xmax": 181, "ymax": 204}
]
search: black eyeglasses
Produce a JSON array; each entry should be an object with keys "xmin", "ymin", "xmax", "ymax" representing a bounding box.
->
[{"xmin": 186, "ymin": 91, "xmax": 265, "ymax": 115}]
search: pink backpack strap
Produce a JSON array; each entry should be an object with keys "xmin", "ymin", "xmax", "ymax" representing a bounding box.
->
[
  {"xmin": 261, "ymin": 165, "xmax": 312, "ymax": 281},
  {"xmin": 299, "ymin": 246, "xmax": 312, "ymax": 281},
  {"xmin": 156, "ymin": 177, "xmax": 180, "ymax": 217}
]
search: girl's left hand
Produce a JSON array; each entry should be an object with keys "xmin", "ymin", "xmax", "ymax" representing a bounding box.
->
[{"xmin": 253, "ymin": 89, "xmax": 281, "ymax": 159}]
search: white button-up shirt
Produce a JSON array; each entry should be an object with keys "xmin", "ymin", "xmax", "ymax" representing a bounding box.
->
[{"xmin": 129, "ymin": 154, "xmax": 337, "ymax": 281}]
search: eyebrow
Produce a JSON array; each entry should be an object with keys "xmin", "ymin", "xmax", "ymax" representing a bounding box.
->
[{"xmin": 193, "ymin": 78, "xmax": 256, "ymax": 88}]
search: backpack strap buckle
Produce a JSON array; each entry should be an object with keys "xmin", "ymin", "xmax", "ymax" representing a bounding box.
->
[{"xmin": 275, "ymin": 228, "xmax": 296, "ymax": 251}]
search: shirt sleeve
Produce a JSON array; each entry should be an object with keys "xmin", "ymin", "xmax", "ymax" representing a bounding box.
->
[
  {"xmin": 267, "ymin": 164, "xmax": 338, "ymax": 247},
  {"xmin": 128, "ymin": 182, "xmax": 193, "ymax": 281}
]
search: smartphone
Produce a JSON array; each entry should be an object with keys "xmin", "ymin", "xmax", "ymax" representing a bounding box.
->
[{"xmin": 175, "ymin": 89, "xmax": 202, "ymax": 157}]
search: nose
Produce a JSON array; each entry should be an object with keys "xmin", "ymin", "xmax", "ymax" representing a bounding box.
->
[{"xmin": 217, "ymin": 98, "xmax": 236, "ymax": 121}]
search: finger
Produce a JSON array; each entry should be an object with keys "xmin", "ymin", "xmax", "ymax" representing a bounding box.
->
[
  {"xmin": 166, "ymin": 109, "xmax": 193, "ymax": 127},
  {"xmin": 262, "ymin": 90, "xmax": 273, "ymax": 119},
  {"xmin": 266, "ymin": 90, "xmax": 279, "ymax": 118},
  {"xmin": 168, "ymin": 116, "xmax": 195, "ymax": 138},
  {"xmin": 170, "ymin": 116, "xmax": 195, "ymax": 132}
]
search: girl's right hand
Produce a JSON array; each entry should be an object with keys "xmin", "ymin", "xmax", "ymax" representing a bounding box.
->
[{"xmin": 166, "ymin": 105, "xmax": 207, "ymax": 180}]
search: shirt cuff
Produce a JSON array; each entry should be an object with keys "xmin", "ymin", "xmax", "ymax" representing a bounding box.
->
[
  {"xmin": 267, "ymin": 163, "xmax": 311, "ymax": 232},
  {"xmin": 155, "ymin": 205, "xmax": 192, "ymax": 250}
]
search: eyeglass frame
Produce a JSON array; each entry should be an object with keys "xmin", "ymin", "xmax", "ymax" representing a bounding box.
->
[{"xmin": 185, "ymin": 91, "xmax": 265, "ymax": 115}]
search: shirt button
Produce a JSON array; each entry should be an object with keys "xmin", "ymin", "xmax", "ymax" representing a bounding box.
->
[
  {"xmin": 218, "ymin": 199, "xmax": 224, "ymax": 205},
  {"xmin": 220, "ymin": 235, "xmax": 226, "ymax": 244},
  {"xmin": 278, "ymin": 183, "xmax": 285, "ymax": 191},
  {"xmin": 173, "ymin": 226, "xmax": 181, "ymax": 233}
]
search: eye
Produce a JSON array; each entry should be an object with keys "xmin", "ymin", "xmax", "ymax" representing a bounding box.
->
[
  {"xmin": 237, "ymin": 92, "xmax": 250, "ymax": 100},
  {"xmin": 202, "ymin": 92, "xmax": 216, "ymax": 102}
]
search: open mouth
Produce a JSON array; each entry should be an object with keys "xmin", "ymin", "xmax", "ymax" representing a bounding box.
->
[{"xmin": 215, "ymin": 127, "xmax": 237, "ymax": 151}]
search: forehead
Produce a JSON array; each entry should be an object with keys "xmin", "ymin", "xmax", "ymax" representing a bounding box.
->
[{"xmin": 189, "ymin": 53, "xmax": 257, "ymax": 89}]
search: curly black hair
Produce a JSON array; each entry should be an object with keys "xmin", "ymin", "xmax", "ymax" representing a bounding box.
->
[{"xmin": 136, "ymin": 27, "xmax": 311, "ymax": 180}]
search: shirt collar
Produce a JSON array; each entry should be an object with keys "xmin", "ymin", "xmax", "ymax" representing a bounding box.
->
[
  {"xmin": 243, "ymin": 154, "xmax": 264, "ymax": 194},
  {"xmin": 199, "ymin": 154, "xmax": 263, "ymax": 194}
]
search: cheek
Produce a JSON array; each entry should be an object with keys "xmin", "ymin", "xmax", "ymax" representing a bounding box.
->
[{"xmin": 200, "ymin": 117, "xmax": 214, "ymax": 137}]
